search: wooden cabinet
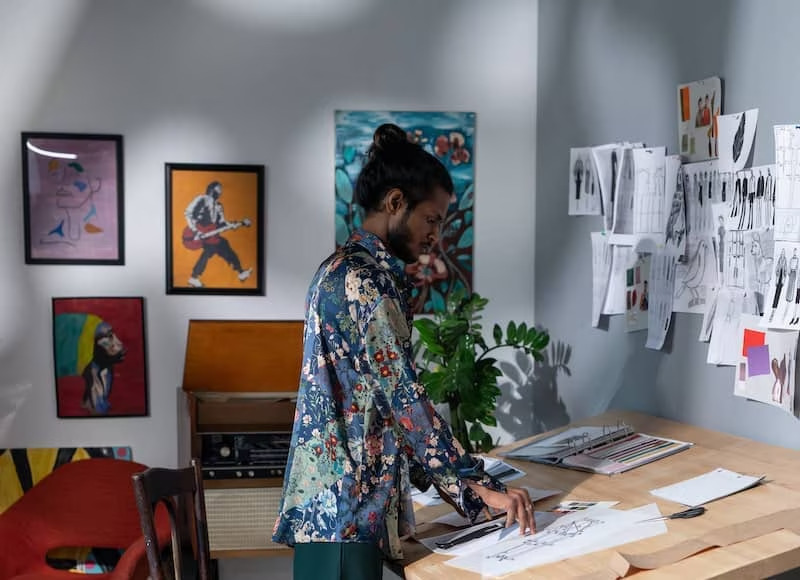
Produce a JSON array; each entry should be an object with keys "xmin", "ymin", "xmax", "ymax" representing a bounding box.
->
[{"xmin": 177, "ymin": 320, "xmax": 303, "ymax": 559}]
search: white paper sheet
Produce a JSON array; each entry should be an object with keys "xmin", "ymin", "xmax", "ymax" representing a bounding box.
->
[
  {"xmin": 677, "ymin": 76, "xmax": 722, "ymax": 163},
  {"xmin": 591, "ymin": 232, "xmax": 613, "ymax": 327},
  {"xmin": 736, "ymin": 314, "xmax": 798, "ymax": 414},
  {"xmin": 591, "ymin": 144, "xmax": 621, "ymax": 231},
  {"xmin": 411, "ymin": 485, "xmax": 444, "ymax": 506},
  {"xmin": 744, "ymin": 228, "xmax": 775, "ymax": 317},
  {"xmin": 762, "ymin": 241, "xmax": 800, "ymax": 329},
  {"xmin": 625, "ymin": 254, "xmax": 650, "ymax": 332},
  {"xmin": 728, "ymin": 165, "xmax": 776, "ymax": 232},
  {"xmin": 773, "ymin": 125, "xmax": 800, "ymax": 242},
  {"xmin": 610, "ymin": 146, "xmax": 637, "ymax": 244},
  {"xmin": 632, "ymin": 147, "xmax": 667, "ymax": 248},
  {"xmin": 707, "ymin": 287, "xmax": 748, "ymax": 365},
  {"xmin": 569, "ymin": 147, "xmax": 601, "ymax": 215},
  {"xmin": 431, "ymin": 487, "xmax": 563, "ymax": 527},
  {"xmin": 663, "ymin": 155, "xmax": 687, "ymax": 257},
  {"xmin": 480, "ymin": 455, "xmax": 526, "ymax": 483},
  {"xmin": 650, "ymin": 468, "xmax": 765, "ymax": 507},
  {"xmin": 717, "ymin": 109, "xmax": 758, "ymax": 173},
  {"xmin": 673, "ymin": 236, "xmax": 718, "ymax": 314},
  {"xmin": 445, "ymin": 504, "xmax": 667, "ymax": 577},
  {"xmin": 603, "ymin": 245, "xmax": 636, "ymax": 315},
  {"xmin": 646, "ymin": 252, "xmax": 677, "ymax": 350}
]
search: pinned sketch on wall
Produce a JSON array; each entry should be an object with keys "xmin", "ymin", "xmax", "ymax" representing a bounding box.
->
[
  {"xmin": 646, "ymin": 252, "xmax": 678, "ymax": 350},
  {"xmin": 718, "ymin": 109, "xmax": 758, "ymax": 173},
  {"xmin": 773, "ymin": 125, "xmax": 800, "ymax": 242},
  {"xmin": 712, "ymin": 201, "xmax": 746, "ymax": 290},
  {"xmin": 707, "ymin": 288, "xmax": 750, "ymax": 365},
  {"xmin": 626, "ymin": 254, "xmax": 650, "ymax": 332},
  {"xmin": 663, "ymin": 155, "xmax": 687, "ymax": 257},
  {"xmin": 632, "ymin": 147, "xmax": 667, "ymax": 250},
  {"xmin": 677, "ymin": 76, "xmax": 722, "ymax": 163},
  {"xmin": 591, "ymin": 232, "xmax": 612, "ymax": 327},
  {"xmin": 591, "ymin": 144, "xmax": 621, "ymax": 231},
  {"xmin": 735, "ymin": 314, "xmax": 798, "ymax": 415},
  {"xmin": 673, "ymin": 236, "xmax": 717, "ymax": 314},
  {"xmin": 763, "ymin": 241, "xmax": 800, "ymax": 329},
  {"xmin": 603, "ymin": 245, "xmax": 636, "ymax": 315},
  {"xmin": 728, "ymin": 165, "xmax": 775, "ymax": 232},
  {"xmin": 683, "ymin": 161, "xmax": 719, "ymax": 237},
  {"xmin": 609, "ymin": 146, "xmax": 637, "ymax": 245},
  {"xmin": 568, "ymin": 147, "xmax": 601, "ymax": 215},
  {"xmin": 744, "ymin": 229, "xmax": 774, "ymax": 317}
]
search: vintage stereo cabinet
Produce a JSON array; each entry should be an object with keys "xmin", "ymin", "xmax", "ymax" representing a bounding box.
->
[{"xmin": 178, "ymin": 320, "xmax": 303, "ymax": 559}]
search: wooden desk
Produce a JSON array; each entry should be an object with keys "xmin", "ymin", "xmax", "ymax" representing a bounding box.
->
[{"xmin": 402, "ymin": 411, "xmax": 800, "ymax": 579}]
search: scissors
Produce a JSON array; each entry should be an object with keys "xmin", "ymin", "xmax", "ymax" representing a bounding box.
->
[{"xmin": 638, "ymin": 506, "xmax": 706, "ymax": 523}]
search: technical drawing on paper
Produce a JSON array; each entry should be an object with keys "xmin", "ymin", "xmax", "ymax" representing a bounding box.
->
[
  {"xmin": 774, "ymin": 126, "xmax": 800, "ymax": 242},
  {"xmin": 663, "ymin": 155, "xmax": 687, "ymax": 256},
  {"xmin": 763, "ymin": 241, "xmax": 800, "ymax": 329},
  {"xmin": 728, "ymin": 166, "xmax": 775, "ymax": 232},
  {"xmin": 683, "ymin": 161, "xmax": 719, "ymax": 237},
  {"xmin": 610, "ymin": 147, "xmax": 636, "ymax": 242},
  {"xmin": 632, "ymin": 147, "xmax": 667, "ymax": 247},
  {"xmin": 674, "ymin": 237, "xmax": 717, "ymax": 312},
  {"xmin": 603, "ymin": 245, "xmax": 636, "ymax": 315},
  {"xmin": 591, "ymin": 232, "xmax": 612, "ymax": 327},
  {"xmin": 490, "ymin": 517, "xmax": 604, "ymax": 562},
  {"xmin": 569, "ymin": 147, "xmax": 601, "ymax": 216},
  {"xmin": 707, "ymin": 288, "xmax": 749, "ymax": 366},
  {"xmin": 646, "ymin": 252, "xmax": 677, "ymax": 351},
  {"xmin": 745, "ymin": 229, "xmax": 774, "ymax": 317}
]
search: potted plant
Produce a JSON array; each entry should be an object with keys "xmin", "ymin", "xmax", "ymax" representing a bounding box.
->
[{"xmin": 413, "ymin": 290, "xmax": 550, "ymax": 454}]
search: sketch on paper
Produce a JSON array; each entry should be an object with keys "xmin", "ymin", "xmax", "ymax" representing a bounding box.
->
[
  {"xmin": 569, "ymin": 147, "xmax": 601, "ymax": 216},
  {"xmin": 591, "ymin": 233, "xmax": 612, "ymax": 327},
  {"xmin": 718, "ymin": 108, "xmax": 758, "ymax": 173},
  {"xmin": 446, "ymin": 505, "xmax": 667, "ymax": 578},
  {"xmin": 591, "ymin": 144, "xmax": 622, "ymax": 231},
  {"xmin": 674, "ymin": 236, "xmax": 717, "ymax": 313},
  {"xmin": 683, "ymin": 161, "xmax": 719, "ymax": 237},
  {"xmin": 677, "ymin": 76, "xmax": 722, "ymax": 163},
  {"xmin": 335, "ymin": 110, "xmax": 475, "ymax": 314},
  {"xmin": 609, "ymin": 146, "xmax": 637, "ymax": 245},
  {"xmin": 646, "ymin": 252, "xmax": 677, "ymax": 350},
  {"xmin": 773, "ymin": 126, "xmax": 800, "ymax": 242},
  {"xmin": 735, "ymin": 314, "xmax": 798, "ymax": 416},
  {"xmin": 626, "ymin": 254, "xmax": 650, "ymax": 332},
  {"xmin": 663, "ymin": 155, "xmax": 687, "ymax": 257},
  {"xmin": 707, "ymin": 288, "xmax": 749, "ymax": 365},
  {"xmin": 632, "ymin": 147, "xmax": 667, "ymax": 250},
  {"xmin": 728, "ymin": 165, "xmax": 776, "ymax": 232},
  {"xmin": 744, "ymin": 229, "xmax": 774, "ymax": 317},
  {"xmin": 603, "ymin": 245, "xmax": 636, "ymax": 315},
  {"xmin": 763, "ymin": 241, "xmax": 800, "ymax": 329}
]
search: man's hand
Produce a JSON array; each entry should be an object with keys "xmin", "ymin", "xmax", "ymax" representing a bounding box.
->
[{"xmin": 466, "ymin": 483, "xmax": 535, "ymax": 535}]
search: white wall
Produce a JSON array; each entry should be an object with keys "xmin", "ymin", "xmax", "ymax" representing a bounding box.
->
[{"xmin": 0, "ymin": 0, "xmax": 538, "ymax": 473}]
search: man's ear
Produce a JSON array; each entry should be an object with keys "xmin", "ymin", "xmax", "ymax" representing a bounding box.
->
[{"xmin": 384, "ymin": 188, "xmax": 405, "ymax": 215}]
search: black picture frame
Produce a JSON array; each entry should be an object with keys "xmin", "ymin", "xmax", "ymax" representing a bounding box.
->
[
  {"xmin": 165, "ymin": 163, "xmax": 265, "ymax": 296},
  {"xmin": 21, "ymin": 132, "xmax": 124, "ymax": 265}
]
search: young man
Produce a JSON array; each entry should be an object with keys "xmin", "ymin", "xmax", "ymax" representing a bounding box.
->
[{"xmin": 273, "ymin": 124, "xmax": 534, "ymax": 580}]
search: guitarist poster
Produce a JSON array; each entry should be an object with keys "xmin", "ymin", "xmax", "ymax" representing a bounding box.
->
[{"xmin": 165, "ymin": 163, "xmax": 264, "ymax": 295}]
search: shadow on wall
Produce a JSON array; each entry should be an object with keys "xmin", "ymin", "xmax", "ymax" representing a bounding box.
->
[{"xmin": 496, "ymin": 339, "xmax": 572, "ymax": 442}]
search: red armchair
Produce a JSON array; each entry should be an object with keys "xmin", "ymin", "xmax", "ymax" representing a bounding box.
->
[{"xmin": 0, "ymin": 457, "xmax": 169, "ymax": 580}]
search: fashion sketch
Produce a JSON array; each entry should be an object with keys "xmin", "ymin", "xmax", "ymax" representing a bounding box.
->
[
  {"xmin": 569, "ymin": 147, "xmax": 601, "ymax": 216},
  {"xmin": 718, "ymin": 109, "xmax": 758, "ymax": 174},
  {"xmin": 745, "ymin": 229, "xmax": 774, "ymax": 317},
  {"xmin": 674, "ymin": 238, "xmax": 712, "ymax": 309}
]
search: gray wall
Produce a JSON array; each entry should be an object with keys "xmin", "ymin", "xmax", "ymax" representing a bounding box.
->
[{"xmin": 536, "ymin": 0, "xmax": 800, "ymax": 448}]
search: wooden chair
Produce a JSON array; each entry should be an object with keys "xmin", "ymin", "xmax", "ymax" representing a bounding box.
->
[{"xmin": 131, "ymin": 459, "xmax": 211, "ymax": 580}]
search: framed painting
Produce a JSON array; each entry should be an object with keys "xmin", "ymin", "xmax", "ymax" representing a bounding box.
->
[
  {"xmin": 21, "ymin": 132, "xmax": 124, "ymax": 265},
  {"xmin": 334, "ymin": 111, "xmax": 475, "ymax": 314},
  {"xmin": 52, "ymin": 297, "xmax": 148, "ymax": 418},
  {"xmin": 165, "ymin": 163, "xmax": 264, "ymax": 295}
]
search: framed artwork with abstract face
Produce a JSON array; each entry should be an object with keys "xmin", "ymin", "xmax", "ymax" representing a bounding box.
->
[
  {"xmin": 21, "ymin": 132, "xmax": 124, "ymax": 265},
  {"xmin": 165, "ymin": 163, "xmax": 265, "ymax": 295},
  {"xmin": 52, "ymin": 297, "xmax": 148, "ymax": 418},
  {"xmin": 335, "ymin": 111, "xmax": 475, "ymax": 314}
]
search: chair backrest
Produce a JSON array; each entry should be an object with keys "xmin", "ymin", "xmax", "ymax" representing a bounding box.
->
[{"xmin": 131, "ymin": 459, "xmax": 211, "ymax": 580}]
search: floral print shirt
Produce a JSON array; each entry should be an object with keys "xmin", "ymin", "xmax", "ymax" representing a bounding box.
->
[{"xmin": 273, "ymin": 230, "xmax": 501, "ymax": 559}]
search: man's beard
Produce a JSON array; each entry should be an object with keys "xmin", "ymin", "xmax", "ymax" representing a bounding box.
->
[{"xmin": 386, "ymin": 211, "xmax": 416, "ymax": 264}]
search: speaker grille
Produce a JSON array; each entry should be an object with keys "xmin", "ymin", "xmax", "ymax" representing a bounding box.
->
[{"xmin": 205, "ymin": 487, "xmax": 284, "ymax": 551}]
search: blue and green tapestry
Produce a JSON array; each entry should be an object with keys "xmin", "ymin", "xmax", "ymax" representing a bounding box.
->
[{"xmin": 335, "ymin": 110, "xmax": 475, "ymax": 314}]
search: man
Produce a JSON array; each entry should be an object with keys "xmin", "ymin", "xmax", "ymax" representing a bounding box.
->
[
  {"xmin": 183, "ymin": 181, "xmax": 251, "ymax": 288},
  {"xmin": 273, "ymin": 124, "xmax": 534, "ymax": 580}
]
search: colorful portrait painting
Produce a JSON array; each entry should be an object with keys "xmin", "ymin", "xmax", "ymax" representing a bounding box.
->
[
  {"xmin": 52, "ymin": 297, "xmax": 148, "ymax": 418},
  {"xmin": 21, "ymin": 133, "xmax": 124, "ymax": 265},
  {"xmin": 335, "ymin": 111, "xmax": 475, "ymax": 314},
  {"xmin": 165, "ymin": 163, "xmax": 264, "ymax": 295}
]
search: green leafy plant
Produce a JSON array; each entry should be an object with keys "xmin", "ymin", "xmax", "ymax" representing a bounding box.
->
[{"xmin": 413, "ymin": 290, "xmax": 550, "ymax": 454}]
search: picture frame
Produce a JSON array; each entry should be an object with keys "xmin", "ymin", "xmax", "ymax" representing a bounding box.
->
[
  {"xmin": 21, "ymin": 132, "xmax": 124, "ymax": 265},
  {"xmin": 165, "ymin": 163, "xmax": 265, "ymax": 295},
  {"xmin": 52, "ymin": 297, "xmax": 148, "ymax": 418}
]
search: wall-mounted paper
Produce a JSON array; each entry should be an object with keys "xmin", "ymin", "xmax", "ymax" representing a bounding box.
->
[
  {"xmin": 718, "ymin": 109, "xmax": 758, "ymax": 173},
  {"xmin": 626, "ymin": 254, "xmax": 650, "ymax": 332},
  {"xmin": 663, "ymin": 155, "xmax": 687, "ymax": 257},
  {"xmin": 677, "ymin": 76, "xmax": 722, "ymax": 163},
  {"xmin": 569, "ymin": 147, "xmax": 601, "ymax": 216}
]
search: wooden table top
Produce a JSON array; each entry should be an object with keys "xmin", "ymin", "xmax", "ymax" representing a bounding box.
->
[{"xmin": 401, "ymin": 410, "xmax": 800, "ymax": 579}]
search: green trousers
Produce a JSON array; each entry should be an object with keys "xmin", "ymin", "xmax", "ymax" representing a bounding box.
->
[{"xmin": 293, "ymin": 542, "xmax": 384, "ymax": 580}]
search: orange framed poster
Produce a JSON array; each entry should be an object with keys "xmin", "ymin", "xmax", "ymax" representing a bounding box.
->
[{"xmin": 165, "ymin": 163, "xmax": 264, "ymax": 295}]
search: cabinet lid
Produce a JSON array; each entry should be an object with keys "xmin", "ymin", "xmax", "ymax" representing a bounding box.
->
[{"xmin": 182, "ymin": 320, "xmax": 304, "ymax": 393}]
